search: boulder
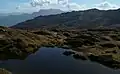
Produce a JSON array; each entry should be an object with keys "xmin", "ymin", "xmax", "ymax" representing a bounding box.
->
[
  {"xmin": 100, "ymin": 42, "xmax": 116, "ymax": 48},
  {"xmin": 101, "ymin": 36, "xmax": 111, "ymax": 41}
]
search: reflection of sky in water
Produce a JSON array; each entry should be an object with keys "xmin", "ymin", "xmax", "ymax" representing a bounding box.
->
[{"xmin": 0, "ymin": 47, "xmax": 119, "ymax": 74}]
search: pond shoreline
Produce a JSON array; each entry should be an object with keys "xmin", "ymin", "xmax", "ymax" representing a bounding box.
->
[{"xmin": 1, "ymin": 26, "xmax": 120, "ymax": 71}]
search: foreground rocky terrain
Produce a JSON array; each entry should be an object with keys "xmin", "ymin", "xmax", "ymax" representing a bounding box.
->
[
  {"xmin": 1, "ymin": 26, "xmax": 120, "ymax": 72},
  {"xmin": 63, "ymin": 28, "xmax": 120, "ymax": 69},
  {"xmin": 32, "ymin": 28, "xmax": 120, "ymax": 69},
  {"xmin": 0, "ymin": 26, "xmax": 65, "ymax": 60}
]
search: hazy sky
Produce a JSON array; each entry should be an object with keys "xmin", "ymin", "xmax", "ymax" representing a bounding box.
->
[{"xmin": 0, "ymin": 0, "xmax": 120, "ymax": 13}]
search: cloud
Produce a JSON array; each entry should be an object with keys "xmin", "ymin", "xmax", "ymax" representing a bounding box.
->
[
  {"xmin": 15, "ymin": 3, "xmax": 41, "ymax": 13},
  {"xmin": 30, "ymin": 0, "xmax": 50, "ymax": 7},
  {"xmin": 30, "ymin": 0, "xmax": 69, "ymax": 7},
  {"xmin": 67, "ymin": 3, "xmax": 86, "ymax": 11},
  {"xmin": 29, "ymin": 0, "xmax": 87, "ymax": 11},
  {"xmin": 58, "ymin": 0, "xmax": 68, "ymax": 5},
  {"xmin": 94, "ymin": 1, "xmax": 119, "ymax": 10},
  {"xmin": 15, "ymin": 0, "xmax": 86, "ymax": 13},
  {"xmin": 15, "ymin": 0, "xmax": 120, "ymax": 13}
]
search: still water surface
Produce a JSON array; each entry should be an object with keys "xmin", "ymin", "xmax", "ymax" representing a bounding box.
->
[{"xmin": 0, "ymin": 47, "xmax": 120, "ymax": 74}]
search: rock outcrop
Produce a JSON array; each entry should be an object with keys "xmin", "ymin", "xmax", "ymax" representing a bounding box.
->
[{"xmin": 0, "ymin": 68, "xmax": 12, "ymax": 74}]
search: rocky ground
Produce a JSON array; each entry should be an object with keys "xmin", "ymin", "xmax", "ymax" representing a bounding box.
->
[
  {"xmin": 1, "ymin": 26, "xmax": 120, "ymax": 70},
  {"xmin": 63, "ymin": 28, "xmax": 120, "ymax": 69},
  {"xmin": 0, "ymin": 26, "xmax": 66, "ymax": 74},
  {"xmin": 0, "ymin": 26, "xmax": 65, "ymax": 59}
]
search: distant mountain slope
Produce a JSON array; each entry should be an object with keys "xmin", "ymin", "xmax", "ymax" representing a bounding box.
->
[
  {"xmin": 32, "ymin": 9, "xmax": 65, "ymax": 17},
  {"xmin": 0, "ymin": 14, "xmax": 32, "ymax": 27},
  {"xmin": 0, "ymin": 9, "xmax": 64, "ymax": 27},
  {"xmin": 12, "ymin": 8, "xmax": 120, "ymax": 29}
]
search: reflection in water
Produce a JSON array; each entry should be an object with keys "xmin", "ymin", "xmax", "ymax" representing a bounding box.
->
[
  {"xmin": 0, "ymin": 47, "xmax": 119, "ymax": 74},
  {"xmin": 0, "ymin": 52, "xmax": 28, "ymax": 60},
  {"xmin": 0, "ymin": 47, "xmax": 38, "ymax": 61}
]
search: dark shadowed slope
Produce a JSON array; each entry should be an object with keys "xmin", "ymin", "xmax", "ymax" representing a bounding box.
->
[{"xmin": 12, "ymin": 8, "xmax": 120, "ymax": 29}]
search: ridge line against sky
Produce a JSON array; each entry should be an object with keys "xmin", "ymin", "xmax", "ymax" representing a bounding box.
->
[{"xmin": 0, "ymin": 0, "xmax": 120, "ymax": 13}]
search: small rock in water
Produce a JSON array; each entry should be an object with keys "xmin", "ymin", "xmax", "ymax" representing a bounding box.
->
[{"xmin": 63, "ymin": 51, "xmax": 75, "ymax": 56}]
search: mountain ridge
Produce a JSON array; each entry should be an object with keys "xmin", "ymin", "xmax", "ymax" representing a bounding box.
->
[{"xmin": 11, "ymin": 8, "xmax": 120, "ymax": 29}]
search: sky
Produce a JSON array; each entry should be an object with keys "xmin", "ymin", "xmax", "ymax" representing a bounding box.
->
[{"xmin": 0, "ymin": 0, "xmax": 120, "ymax": 13}]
